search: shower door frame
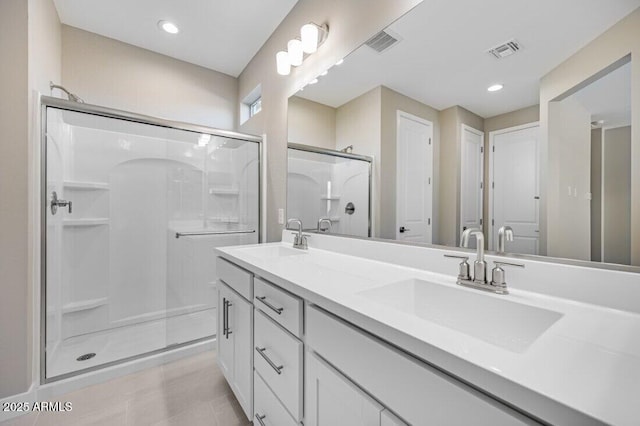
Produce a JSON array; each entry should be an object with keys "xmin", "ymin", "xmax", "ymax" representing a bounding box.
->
[
  {"xmin": 40, "ymin": 96, "xmax": 262, "ymax": 384},
  {"xmin": 287, "ymin": 143, "xmax": 373, "ymax": 237}
]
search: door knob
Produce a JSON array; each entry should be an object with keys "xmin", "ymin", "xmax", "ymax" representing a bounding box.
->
[{"xmin": 399, "ymin": 226, "xmax": 410, "ymax": 233}]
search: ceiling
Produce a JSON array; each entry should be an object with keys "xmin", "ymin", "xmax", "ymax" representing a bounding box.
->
[
  {"xmin": 298, "ymin": 0, "xmax": 640, "ymax": 118},
  {"xmin": 573, "ymin": 61, "xmax": 632, "ymax": 129},
  {"xmin": 53, "ymin": 0, "xmax": 299, "ymax": 77}
]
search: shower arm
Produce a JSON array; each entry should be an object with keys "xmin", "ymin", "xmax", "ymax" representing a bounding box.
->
[{"xmin": 50, "ymin": 82, "xmax": 85, "ymax": 103}]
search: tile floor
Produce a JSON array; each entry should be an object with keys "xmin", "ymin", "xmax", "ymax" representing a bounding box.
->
[{"xmin": 1, "ymin": 350, "xmax": 250, "ymax": 426}]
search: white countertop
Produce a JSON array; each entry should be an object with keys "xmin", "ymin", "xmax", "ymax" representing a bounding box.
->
[{"xmin": 216, "ymin": 240, "xmax": 640, "ymax": 426}]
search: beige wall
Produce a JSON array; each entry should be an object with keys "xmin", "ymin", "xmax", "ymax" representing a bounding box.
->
[
  {"xmin": 237, "ymin": 0, "xmax": 422, "ymax": 241},
  {"xmin": 62, "ymin": 26, "xmax": 238, "ymax": 130},
  {"xmin": 380, "ymin": 86, "xmax": 440, "ymax": 240},
  {"xmin": 0, "ymin": 0, "xmax": 61, "ymax": 399},
  {"xmin": 603, "ymin": 126, "xmax": 631, "ymax": 264},
  {"xmin": 437, "ymin": 106, "xmax": 483, "ymax": 246},
  {"xmin": 336, "ymin": 87, "xmax": 381, "ymax": 235},
  {"xmin": 548, "ymin": 97, "xmax": 591, "ymax": 260},
  {"xmin": 288, "ymin": 96, "xmax": 336, "ymax": 149},
  {"xmin": 591, "ymin": 128, "xmax": 603, "ymax": 262},
  {"xmin": 0, "ymin": 0, "xmax": 30, "ymax": 400},
  {"xmin": 540, "ymin": 7, "xmax": 640, "ymax": 264}
]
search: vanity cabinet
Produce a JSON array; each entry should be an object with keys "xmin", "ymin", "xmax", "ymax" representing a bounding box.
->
[
  {"xmin": 216, "ymin": 254, "xmax": 540, "ymax": 426},
  {"xmin": 306, "ymin": 305, "xmax": 537, "ymax": 426},
  {"xmin": 216, "ymin": 258, "xmax": 254, "ymax": 421}
]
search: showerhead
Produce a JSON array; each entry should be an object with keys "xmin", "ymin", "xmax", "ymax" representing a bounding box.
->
[{"xmin": 50, "ymin": 82, "xmax": 85, "ymax": 103}]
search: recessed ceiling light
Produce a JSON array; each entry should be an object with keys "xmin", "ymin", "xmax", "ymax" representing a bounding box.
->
[
  {"xmin": 158, "ymin": 20, "xmax": 179, "ymax": 34},
  {"xmin": 487, "ymin": 84, "xmax": 504, "ymax": 92}
]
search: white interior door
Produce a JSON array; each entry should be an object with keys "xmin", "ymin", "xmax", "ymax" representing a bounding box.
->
[
  {"xmin": 490, "ymin": 124, "xmax": 540, "ymax": 254},
  {"xmin": 460, "ymin": 125, "xmax": 484, "ymax": 247},
  {"xmin": 396, "ymin": 111, "xmax": 433, "ymax": 243}
]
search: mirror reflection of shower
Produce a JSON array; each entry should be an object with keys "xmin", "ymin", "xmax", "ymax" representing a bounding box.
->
[{"xmin": 287, "ymin": 144, "xmax": 371, "ymax": 237}]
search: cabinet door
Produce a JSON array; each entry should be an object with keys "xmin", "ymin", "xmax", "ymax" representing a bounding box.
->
[
  {"xmin": 230, "ymin": 290, "xmax": 253, "ymax": 421},
  {"xmin": 216, "ymin": 284, "xmax": 233, "ymax": 381},
  {"xmin": 306, "ymin": 351, "xmax": 383, "ymax": 426}
]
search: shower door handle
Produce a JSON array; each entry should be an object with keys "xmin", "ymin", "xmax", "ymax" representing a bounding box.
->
[{"xmin": 50, "ymin": 191, "xmax": 73, "ymax": 215}]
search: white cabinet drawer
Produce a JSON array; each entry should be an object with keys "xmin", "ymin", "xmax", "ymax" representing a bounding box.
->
[
  {"xmin": 217, "ymin": 257, "xmax": 253, "ymax": 301},
  {"xmin": 254, "ymin": 310, "xmax": 303, "ymax": 421},
  {"xmin": 306, "ymin": 305, "xmax": 538, "ymax": 426},
  {"xmin": 254, "ymin": 371, "xmax": 299, "ymax": 426},
  {"xmin": 254, "ymin": 277, "xmax": 303, "ymax": 338}
]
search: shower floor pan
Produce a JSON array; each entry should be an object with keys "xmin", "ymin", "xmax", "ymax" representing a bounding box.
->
[{"xmin": 46, "ymin": 309, "xmax": 216, "ymax": 379}]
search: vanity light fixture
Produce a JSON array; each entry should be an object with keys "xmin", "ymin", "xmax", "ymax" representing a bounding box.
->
[
  {"xmin": 487, "ymin": 84, "xmax": 504, "ymax": 92},
  {"xmin": 288, "ymin": 39, "xmax": 304, "ymax": 66},
  {"xmin": 158, "ymin": 20, "xmax": 179, "ymax": 34},
  {"xmin": 276, "ymin": 51, "xmax": 291, "ymax": 76},
  {"xmin": 276, "ymin": 22, "xmax": 329, "ymax": 75}
]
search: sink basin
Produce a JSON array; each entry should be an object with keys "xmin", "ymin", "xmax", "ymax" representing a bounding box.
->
[
  {"xmin": 238, "ymin": 245, "xmax": 307, "ymax": 259},
  {"xmin": 358, "ymin": 279, "xmax": 562, "ymax": 353}
]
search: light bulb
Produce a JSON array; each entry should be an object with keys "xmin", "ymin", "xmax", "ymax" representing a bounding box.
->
[
  {"xmin": 276, "ymin": 51, "xmax": 291, "ymax": 76},
  {"xmin": 288, "ymin": 39, "xmax": 303, "ymax": 66},
  {"xmin": 158, "ymin": 20, "xmax": 179, "ymax": 34},
  {"xmin": 301, "ymin": 24, "xmax": 319, "ymax": 54}
]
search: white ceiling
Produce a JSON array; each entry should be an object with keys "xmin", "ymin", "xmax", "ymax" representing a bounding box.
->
[
  {"xmin": 298, "ymin": 0, "xmax": 640, "ymax": 118},
  {"xmin": 573, "ymin": 61, "xmax": 632, "ymax": 129},
  {"xmin": 53, "ymin": 0, "xmax": 299, "ymax": 77}
]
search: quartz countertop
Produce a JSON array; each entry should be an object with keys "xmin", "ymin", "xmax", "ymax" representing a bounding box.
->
[{"xmin": 216, "ymin": 240, "xmax": 640, "ymax": 426}]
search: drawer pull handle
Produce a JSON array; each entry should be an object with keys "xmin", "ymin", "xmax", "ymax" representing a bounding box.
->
[
  {"xmin": 255, "ymin": 413, "xmax": 267, "ymax": 426},
  {"xmin": 255, "ymin": 347, "xmax": 283, "ymax": 374},
  {"xmin": 256, "ymin": 296, "xmax": 284, "ymax": 315},
  {"xmin": 223, "ymin": 299, "xmax": 233, "ymax": 339}
]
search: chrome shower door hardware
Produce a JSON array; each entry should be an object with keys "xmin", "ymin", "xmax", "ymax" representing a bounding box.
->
[{"xmin": 50, "ymin": 191, "xmax": 72, "ymax": 215}]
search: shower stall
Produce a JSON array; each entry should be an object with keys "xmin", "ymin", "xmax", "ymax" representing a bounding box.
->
[
  {"xmin": 41, "ymin": 97, "xmax": 261, "ymax": 382},
  {"xmin": 287, "ymin": 144, "xmax": 372, "ymax": 237}
]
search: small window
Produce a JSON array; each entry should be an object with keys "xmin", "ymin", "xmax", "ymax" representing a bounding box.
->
[{"xmin": 250, "ymin": 97, "xmax": 262, "ymax": 117}]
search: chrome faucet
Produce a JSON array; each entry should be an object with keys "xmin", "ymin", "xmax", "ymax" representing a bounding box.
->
[
  {"xmin": 317, "ymin": 218, "xmax": 332, "ymax": 233},
  {"xmin": 497, "ymin": 225, "xmax": 513, "ymax": 253},
  {"xmin": 444, "ymin": 227, "xmax": 524, "ymax": 295},
  {"xmin": 286, "ymin": 218, "xmax": 308, "ymax": 250},
  {"xmin": 460, "ymin": 228, "xmax": 486, "ymax": 283}
]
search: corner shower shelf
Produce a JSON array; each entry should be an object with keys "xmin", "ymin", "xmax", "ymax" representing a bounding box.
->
[
  {"xmin": 63, "ymin": 218, "xmax": 109, "ymax": 227},
  {"xmin": 63, "ymin": 181, "xmax": 109, "ymax": 190},
  {"xmin": 62, "ymin": 297, "xmax": 108, "ymax": 314}
]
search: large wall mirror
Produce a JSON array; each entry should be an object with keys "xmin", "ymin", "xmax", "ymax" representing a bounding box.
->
[{"xmin": 287, "ymin": 0, "xmax": 639, "ymax": 268}]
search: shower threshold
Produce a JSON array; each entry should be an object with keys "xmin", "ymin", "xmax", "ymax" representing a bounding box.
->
[{"xmin": 46, "ymin": 309, "xmax": 215, "ymax": 379}]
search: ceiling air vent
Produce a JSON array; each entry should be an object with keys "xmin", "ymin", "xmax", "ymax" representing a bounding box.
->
[
  {"xmin": 365, "ymin": 29, "xmax": 402, "ymax": 54},
  {"xmin": 487, "ymin": 39, "xmax": 521, "ymax": 59}
]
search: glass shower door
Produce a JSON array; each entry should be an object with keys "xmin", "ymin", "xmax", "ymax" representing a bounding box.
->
[
  {"xmin": 165, "ymin": 132, "xmax": 260, "ymax": 348},
  {"xmin": 43, "ymin": 103, "xmax": 260, "ymax": 381}
]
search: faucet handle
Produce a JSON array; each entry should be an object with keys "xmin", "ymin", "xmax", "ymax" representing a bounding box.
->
[
  {"xmin": 490, "ymin": 261, "xmax": 525, "ymax": 290},
  {"xmin": 444, "ymin": 254, "xmax": 471, "ymax": 281}
]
